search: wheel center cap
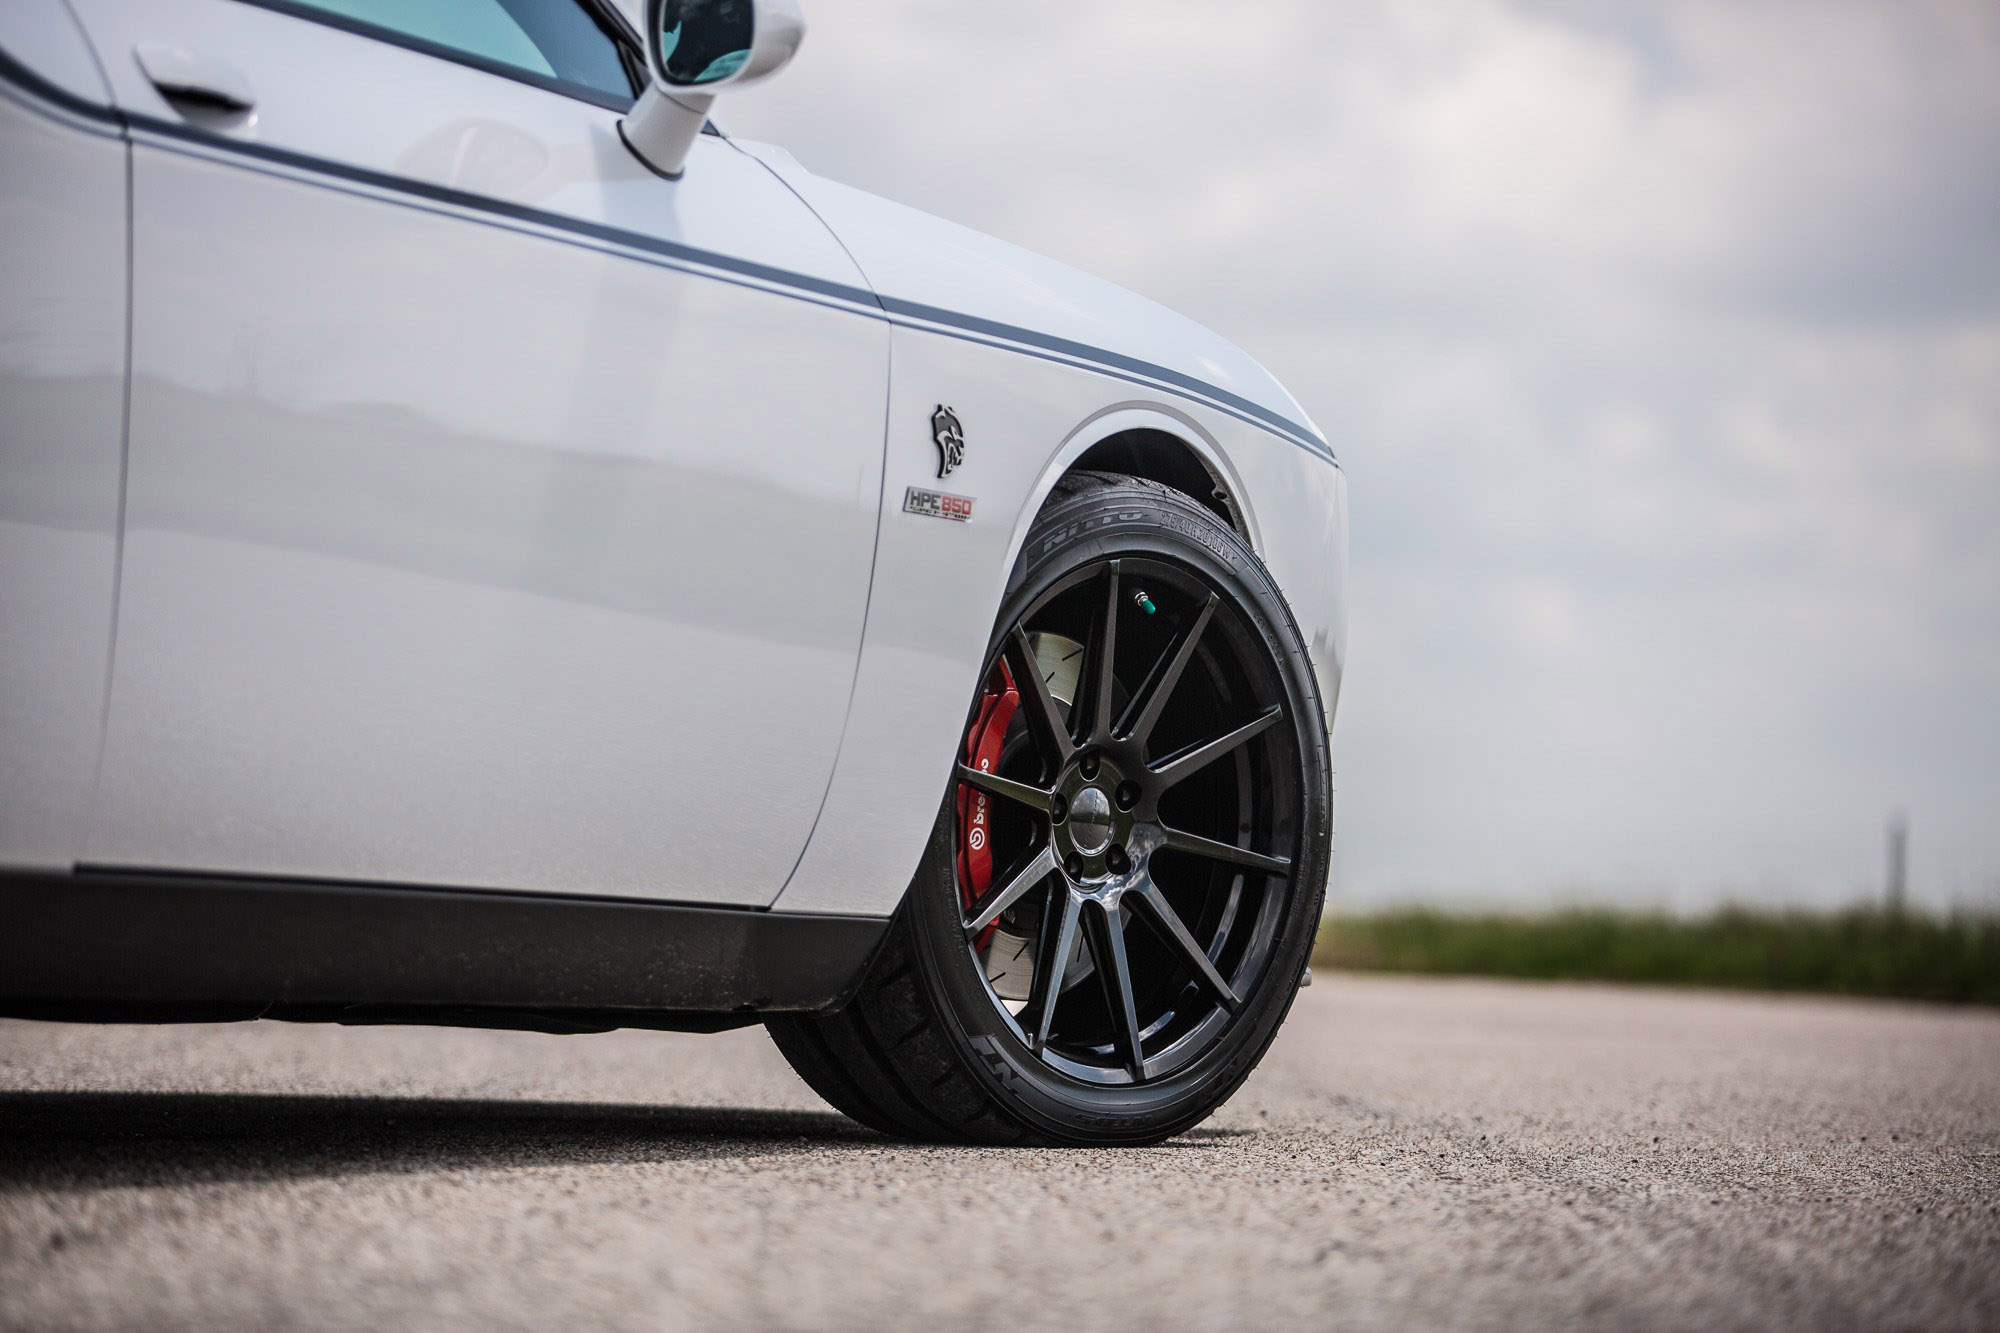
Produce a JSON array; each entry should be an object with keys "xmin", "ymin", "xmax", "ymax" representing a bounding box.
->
[{"xmin": 1068, "ymin": 786, "xmax": 1114, "ymax": 855}]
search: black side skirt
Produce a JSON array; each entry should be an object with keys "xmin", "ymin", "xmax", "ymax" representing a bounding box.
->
[{"xmin": 0, "ymin": 869, "xmax": 888, "ymax": 1034}]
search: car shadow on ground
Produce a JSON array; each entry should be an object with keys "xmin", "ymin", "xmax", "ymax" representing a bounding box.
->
[{"xmin": 0, "ymin": 1090, "xmax": 883, "ymax": 1192}]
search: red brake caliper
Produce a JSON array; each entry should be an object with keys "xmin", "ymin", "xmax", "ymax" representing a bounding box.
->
[{"xmin": 957, "ymin": 658, "xmax": 1021, "ymax": 953}]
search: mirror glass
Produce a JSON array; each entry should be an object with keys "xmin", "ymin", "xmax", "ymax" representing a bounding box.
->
[{"xmin": 655, "ymin": 0, "xmax": 754, "ymax": 86}]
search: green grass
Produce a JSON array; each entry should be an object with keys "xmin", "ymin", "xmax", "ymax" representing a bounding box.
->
[{"xmin": 1313, "ymin": 906, "xmax": 2000, "ymax": 1004}]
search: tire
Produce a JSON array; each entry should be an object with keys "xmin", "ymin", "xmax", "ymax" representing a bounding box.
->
[{"xmin": 768, "ymin": 471, "xmax": 1331, "ymax": 1145}]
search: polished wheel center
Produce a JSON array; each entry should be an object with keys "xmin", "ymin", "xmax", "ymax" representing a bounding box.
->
[{"xmin": 1067, "ymin": 785, "xmax": 1114, "ymax": 854}]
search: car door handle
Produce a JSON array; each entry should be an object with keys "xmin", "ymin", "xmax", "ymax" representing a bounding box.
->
[{"xmin": 133, "ymin": 42, "xmax": 256, "ymax": 123}]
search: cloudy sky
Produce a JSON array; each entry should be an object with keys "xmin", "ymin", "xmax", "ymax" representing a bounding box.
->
[{"xmin": 716, "ymin": 0, "xmax": 2000, "ymax": 913}]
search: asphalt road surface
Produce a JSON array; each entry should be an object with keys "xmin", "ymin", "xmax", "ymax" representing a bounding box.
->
[{"xmin": 2, "ymin": 975, "xmax": 1996, "ymax": 1330}]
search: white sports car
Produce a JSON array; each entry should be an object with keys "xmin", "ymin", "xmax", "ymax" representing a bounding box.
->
[{"xmin": 0, "ymin": 0, "xmax": 1347, "ymax": 1145}]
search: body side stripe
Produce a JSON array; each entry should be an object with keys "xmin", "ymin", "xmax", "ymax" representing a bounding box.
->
[
  {"xmin": 0, "ymin": 50, "xmax": 1336, "ymax": 465},
  {"xmin": 125, "ymin": 112, "xmax": 887, "ymax": 314},
  {"xmin": 881, "ymin": 297, "xmax": 1332, "ymax": 461},
  {"xmin": 0, "ymin": 42, "xmax": 123, "ymax": 129}
]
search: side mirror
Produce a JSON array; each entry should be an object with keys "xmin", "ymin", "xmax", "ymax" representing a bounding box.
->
[{"xmin": 619, "ymin": 0, "xmax": 806, "ymax": 179}]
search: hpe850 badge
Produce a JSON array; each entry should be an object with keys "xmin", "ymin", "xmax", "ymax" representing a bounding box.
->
[{"xmin": 904, "ymin": 486, "xmax": 974, "ymax": 522}]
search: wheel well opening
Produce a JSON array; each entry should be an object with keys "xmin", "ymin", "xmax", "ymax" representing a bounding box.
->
[{"xmin": 1067, "ymin": 430, "xmax": 1245, "ymax": 539}]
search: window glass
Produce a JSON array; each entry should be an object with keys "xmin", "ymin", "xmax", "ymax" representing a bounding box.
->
[
  {"xmin": 286, "ymin": 0, "xmax": 633, "ymax": 101},
  {"xmin": 494, "ymin": 0, "xmax": 633, "ymax": 96}
]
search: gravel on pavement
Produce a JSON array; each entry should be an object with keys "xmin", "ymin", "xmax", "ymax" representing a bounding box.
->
[{"xmin": 2, "ymin": 974, "xmax": 1996, "ymax": 1330}]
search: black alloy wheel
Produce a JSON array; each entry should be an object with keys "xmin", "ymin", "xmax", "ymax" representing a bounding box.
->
[{"xmin": 769, "ymin": 472, "xmax": 1331, "ymax": 1145}]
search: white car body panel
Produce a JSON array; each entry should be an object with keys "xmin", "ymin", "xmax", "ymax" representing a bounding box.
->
[
  {"xmin": 740, "ymin": 143, "xmax": 1326, "ymax": 458},
  {"xmin": 0, "ymin": 7, "xmax": 124, "ymax": 869},
  {"xmin": 746, "ymin": 151, "xmax": 1347, "ymax": 917},
  {"xmin": 1, "ymin": 2, "xmax": 1345, "ymax": 924},
  {"xmin": 59, "ymin": 0, "xmax": 887, "ymax": 904},
  {"xmin": 0, "ymin": 0, "xmax": 108, "ymax": 106}
]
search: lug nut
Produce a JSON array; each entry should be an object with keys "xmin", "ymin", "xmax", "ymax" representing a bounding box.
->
[
  {"xmin": 1050, "ymin": 793, "xmax": 1068, "ymax": 824},
  {"xmin": 1115, "ymin": 781, "xmax": 1140, "ymax": 810},
  {"xmin": 1106, "ymin": 845, "xmax": 1130, "ymax": 875},
  {"xmin": 1079, "ymin": 755, "xmax": 1099, "ymax": 780},
  {"xmin": 1064, "ymin": 855, "xmax": 1084, "ymax": 879}
]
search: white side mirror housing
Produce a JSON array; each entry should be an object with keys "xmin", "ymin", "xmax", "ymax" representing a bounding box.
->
[{"xmin": 619, "ymin": 0, "xmax": 806, "ymax": 179}]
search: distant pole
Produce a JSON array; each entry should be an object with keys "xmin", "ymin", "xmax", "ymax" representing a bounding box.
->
[{"xmin": 1886, "ymin": 812, "xmax": 1908, "ymax": 916}]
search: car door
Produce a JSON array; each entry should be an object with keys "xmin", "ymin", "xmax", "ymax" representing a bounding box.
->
[
  {"xmin": 0, "ymin": 3, "xmax": 129, "ymax": 870},
  {"xmin": 64, "ymin": 0, "xmax": 889, "ymax": 904}
]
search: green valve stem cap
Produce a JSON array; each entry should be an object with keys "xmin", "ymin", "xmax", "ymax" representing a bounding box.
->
[{"xmin": 1133, "ymin": 590, "xmax": 1156, "ymax": 615}]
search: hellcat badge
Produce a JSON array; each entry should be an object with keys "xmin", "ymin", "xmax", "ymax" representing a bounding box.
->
[{"xmin": 931, "ymin": 405, "xmax": 965, "ymax": 478}]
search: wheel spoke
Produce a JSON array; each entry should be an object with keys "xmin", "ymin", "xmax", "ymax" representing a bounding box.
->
[
  {"xmin": 1025, "ymin": 889, "xmax": 1082, "ymax": 1053},
  {"xmin": 1115, "ymin": 592, "xmax": 1218, "ymax": 745},
  {"xmin": 957, "ymin": 553, "xmax": 1306, "ymax": 1087},
  {"xmin": 963, "ymin": 844, "xmax": 1058, "ymax": 935},
  {"xmin": 1149, "ymin": 705, "xmax": 1282, "ymax": 790},
  {"xmin": 1161, "ymin": 824, "xmax": 1292, "ymax": 875},
  {"xmin": 1082, "ymin": 899, "xmax": 1146, "ymax": 1080},
  {"xmin": 1131, "ymin": 882, "xmax": 1242, "ymax": 1013},
  {"xmin": 1083, "ymin": 562, "xmax": 1121, "ymax": 744},
  {"xmin": 956, "ymin": 763, "xmax": 1052, "ymax": 813},
  {"xmin": 1006, "ymin": 627, "xmax": 1075, "ymax": 769}
]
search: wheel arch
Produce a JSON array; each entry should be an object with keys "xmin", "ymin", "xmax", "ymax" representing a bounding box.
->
[
  {"xmin": 1066, "ymin": 429, "xmax": 1247, "ymax": 539},
  {"xmin": 1002, "ymin": 407, "xmax": 1262, "ymax": 586}
]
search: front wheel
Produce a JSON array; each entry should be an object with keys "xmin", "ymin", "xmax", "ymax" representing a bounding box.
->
[{"xmin": 768, "ymin": 472, "xmax": 1331, "ymax": 1145}]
